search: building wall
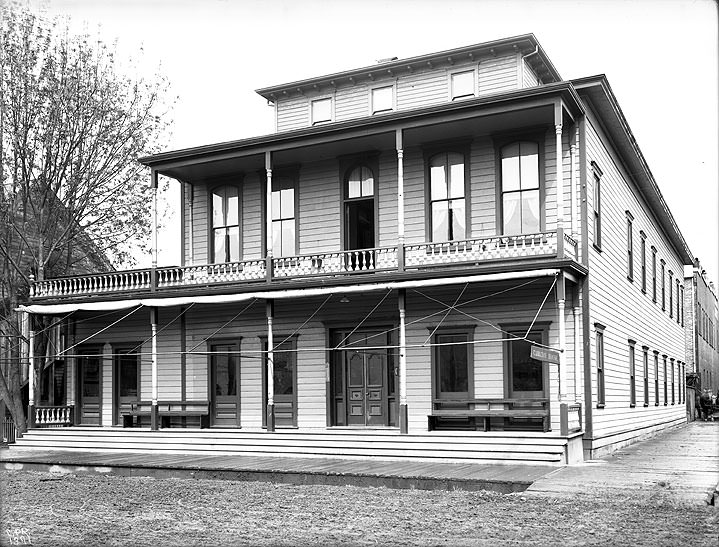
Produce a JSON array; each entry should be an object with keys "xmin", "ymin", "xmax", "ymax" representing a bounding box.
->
[
  {"xmin": 64, "ymin": 281, "xmax": 579, "ymax": 434},
  {"xmin": 583, "ymin": 106, "xmax": 687, "ymax": 453},
  {"xmin": 182, "ymin": 127, "xmax": 575, "ymax": 263},
  {"xmin": 687, "ymin": 268, "xmax": 719, "ymax": 393},
  {"xmin": 274, "ymin": 53, "xmax": 522, "ymax": 132}
]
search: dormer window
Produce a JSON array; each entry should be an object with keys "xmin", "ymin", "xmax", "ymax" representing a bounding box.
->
[
  {"xmin": 450, "ymin": 69, "xmax": 476, "ymax": 100},
  {"xmin": 311, "ymin": 97, "xmax": 333, "ymax": 125},
  {"xmin": 371, "ymin": 85, "xmax": 394, "ymax": 114},
  {"xmin": 211, "ymin": 185, "xmax": 240, "ymax": 263}
]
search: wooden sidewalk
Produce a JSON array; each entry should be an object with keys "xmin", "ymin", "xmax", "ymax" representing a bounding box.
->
[
  {"xmin": 0, "ymin": 446, "xmax": 555, "ymax": 493},
  {"xmin": 527, "ymin": 421, "xmax": 719, "ymax": 504}
]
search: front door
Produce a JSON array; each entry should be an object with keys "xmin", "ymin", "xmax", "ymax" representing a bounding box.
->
[
  {"xmin": 77, "ymin": 351, "xmax": 101, "ymax": 425},
  {"xmin": 210, "ymin": 342, "xmax": 240, "ymax": 427},
  {"xmin": 331, "ymin": 330, "xmax": 394, "ymax": 427},
  {"xmin": 114, "ymin": 349, "xmax": 139, "ymax": 425}
]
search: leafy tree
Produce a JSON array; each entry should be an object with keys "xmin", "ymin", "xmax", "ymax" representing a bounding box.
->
[{"xmin": 0, "ymin": 2, "xmax": 172, "ymax": 432}]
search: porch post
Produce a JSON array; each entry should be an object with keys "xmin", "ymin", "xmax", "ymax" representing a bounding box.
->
[
  {"xmin": 573, "ymin": 303, "xmax": 581, "ymax": 402},
  {"xmin": 266, "ymin": 300, "xmax": 275, "ymax": 432},
  {"xmin": 398, "ymin": 289, "xmax": 408, "ymax": 434},
  {"xmin": 151, "ymin": 168, "xmax": 158, "ymax": 292},
  {"xmin": 27, "ymin": 314, "xmax": 35, "ymax": 429},
  {"xmin": 150, "ymin": 307, "xmax": 159, "ymax": 430},
  {"xmin": 265, "ymin": 151, "xmax": 274, "ymax": 283},
  {"xmin": 569, "ymin": 127, "xmax": 578, "ymax": 237},
  {"xmin": 396, "ymin": 129, "xmax": 405, "ymax": 272},
  {"xmin": 554, "ymin": 104, "xmax": 564, "ymax": 232},
  {"xmin": 557, "ymin": 275, "xmax": 566, "ymax": 402}
]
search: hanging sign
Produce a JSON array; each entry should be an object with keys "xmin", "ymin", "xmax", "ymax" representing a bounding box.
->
[{"xmin": 530, "ymin": 345, "xmax": 561, "ymax": 364}]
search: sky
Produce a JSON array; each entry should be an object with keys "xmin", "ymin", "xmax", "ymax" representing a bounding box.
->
[{"xmin": 27, "ymin": 0, "xmax": 719, "ymax": 287}]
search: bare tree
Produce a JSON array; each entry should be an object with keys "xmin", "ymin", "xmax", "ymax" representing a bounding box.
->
[{"xmin": 0, "ymin": 2, "xmax": 172, "ymax": 432}]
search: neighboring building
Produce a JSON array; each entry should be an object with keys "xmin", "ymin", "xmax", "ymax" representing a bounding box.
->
[
  {"xmin": 685, "ymin": 260, "xmax": 719, "ymax": 395},
  {"xmin": 19, "ymin": 34, "xmax": 698, "ymax": 463}
]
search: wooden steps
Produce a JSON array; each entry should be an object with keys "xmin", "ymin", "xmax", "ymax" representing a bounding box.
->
[{"xmin": 12, "ymin": 427, "xmax": 571, "ymax": 465}]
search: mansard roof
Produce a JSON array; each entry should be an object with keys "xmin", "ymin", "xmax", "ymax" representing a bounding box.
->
[{"xmin": 255, "ymin": 33, "xmax": 562, "ymax": 102}]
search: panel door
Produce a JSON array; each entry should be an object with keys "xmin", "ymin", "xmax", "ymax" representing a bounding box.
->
[
  {"xmin": 114, "ymin": 351, "xmax": 139, "ymax": 425},
  {"xmin": 78, "ymin": 353, "xmax": 101, "ymax": 425},
  {"xmin": 210, "ymin": 343, "xmax": 240, "ymax": 427}
]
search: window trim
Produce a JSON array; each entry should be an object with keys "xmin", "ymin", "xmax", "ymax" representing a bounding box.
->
[
  {"xmin": 339, "ymin": 154, "xmax": 380, "ymax": 252},
  {"xmin": 651, "ymin": 246, "xmax": 657, "ymax": 302},
  {"xmin": 661, "ymin": 259, "xmax": 666, "ymax": 310},
  {"xmin": 369, "ymin": 83, "xmax": 396, "ymax": 115},
  {"xmin": 626, "ymin": 211, "xmax": 634, "ymax": 282},
  {"xmin": 642, "ymin": 346, "xmax": 649, "ymax": 407},
  {"xmin": 500, "ymin": 321, "xmax": 551, "ymax": 400},
  {"xmin": 448, "ymin": 67, "xmax": 477, "ymax": 101},
  {"xmin": 430, "ymin": 325, "xmax": 476, "ymax": 403},
  {"xmin": 494, "ymin": 133, "xmax": 546, "ymax": 235},
  {"xmin": 628, "ymin": 340, "xmax": 636, "ymax": 407},
  {"xmin": 310, "ymin": 95, "xmax": 334, "ymax": 125},
  {"xmin": 653, "ymin": 350, "xmax": 659, "ymax": 406},
  {"xmin": 591, "ymin": 162, "xmax": 602, "ymax": 251},
  {"xmin": 640, "ymin": 232, "xmax": 647, "ymax": 293},
  {"xmin": 668, "ymin": 270, "xmax": 674, "ymax": 318},
  {"xmin": 680, "ymin": 285, "xmax": 684, "ymax": 326},
  {"xmin": 662, "ymin": 354, "xmax": 668, "ymax": 405},
  {"xmin": 423, "ymin": 142, "xmax": 471, "ymax": 242},
  {"xmin": 675, "ymin": 278, "xmax": 680, "ymax": 324},
  {"xmin": 261, "ymin": 165, "xmax": 300, "ymax": 258},
  {"xmin": 595, "ymin": 323, "xmax": 606, "ymax": 408},
  {"xmin": 670, "ymin": 358, "xmax": 675, "ymax": 404},
  {"xmin": 208, "ymin": 181, "xmax": 243, "ymax": 264}
]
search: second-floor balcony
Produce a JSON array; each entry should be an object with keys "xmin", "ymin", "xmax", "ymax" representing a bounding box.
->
[{"xmin": 30, "ymin": 230, "xmax": 578, "ymax": 300}]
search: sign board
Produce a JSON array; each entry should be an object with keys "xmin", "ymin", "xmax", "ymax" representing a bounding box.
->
[{"xmin": 530, "ymin": 345, "xmax": 561, "ymax": 364}]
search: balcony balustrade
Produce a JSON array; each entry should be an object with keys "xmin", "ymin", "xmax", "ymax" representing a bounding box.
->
[{"xmin": 30, "ymin": 230, "xmax": 578, "ymax": 299}]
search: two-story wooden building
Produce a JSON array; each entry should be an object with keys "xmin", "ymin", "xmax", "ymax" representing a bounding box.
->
[{"xmin": 19, "ymin": 34, "xmax": 693, "ymax": 463}]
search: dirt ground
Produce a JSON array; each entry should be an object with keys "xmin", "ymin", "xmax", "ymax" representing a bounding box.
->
[{"xmin": 0, "ymin": 470, "xmax": 717, "ymax": 546}]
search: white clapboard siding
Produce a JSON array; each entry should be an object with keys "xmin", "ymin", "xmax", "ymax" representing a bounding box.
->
[
  {"xmin": 377, "ymin": 150, "xmax": 398, "ymax": 247},
  {"xmin": 242, "ymin": 172, "xmax": 263, "ymax": 260},
  {"xmin": 522, "ymin": 59, "xmax": 540, "ymax": 88},
  {"xmin": 335, "ymin": 83, "xmax": 369, "ymax": 121},
  {"xmin": 276, "ymin": 96, "xmax": 309, "ymax": 132},
  {"xmin": 478, "ymin": 54, "xmax": 518, "ymax": 96},
  {"xmin": 298, "ymin": 159, "xmax": 341, "ymax": 254},
  {"xmin": 583, "ymin": 106, "xmax": 686, "ymax": 447},
  {"xmin": 396, "ymin": 69, "xmax": 450, "ymax": 112},
  {"xmin": 469, "ymin": 137, "xmax": 497, "ymax": 237},
  {"xmin": 402, "ymin": 147, "xmax": 427, "ymax": 244}
]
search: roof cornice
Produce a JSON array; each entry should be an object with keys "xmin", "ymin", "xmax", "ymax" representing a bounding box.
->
[{"xmin": 255, "ymin": 34, "xmax": 562, "ymax": 101}]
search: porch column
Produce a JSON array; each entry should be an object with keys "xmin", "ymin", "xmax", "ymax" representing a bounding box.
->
[
  {"xmin": 557, "ymin": 275, "xmax": 566, "ymax": 402},
  {"xmin": 151, "ymin": 168, "xmax": 158, "ymax": 292},
  {"xmin": 150, "ymin": 307, "xmax": 159, "ymax": 430},
  {"xmin": 570, "ymin": 130, "xmax": 577, "ymax": 237},
  {"xmin": 554, "ymin": 109, "xmax": 564, "ymax": 232},
  {"xmin": 266, "ymin": 300, "xmax": 275, "ymax": 432},
  {"xmin": 27, "ymin": 314, "xmax": 35, "ymax": 429},
  {"xmin": 396, "ymin": 129, "xmax": 405, "ymax": 271},
  {"xmin": 265, "ymin": 151, "xmax": 274, "ymax": 282},
  {"xmin": 398, "ymin": 289, "xmax": 408, "ymax": 434},
  {"xmin": 573, "ymin": 303, "xmax": 581, "ymax": 402}
]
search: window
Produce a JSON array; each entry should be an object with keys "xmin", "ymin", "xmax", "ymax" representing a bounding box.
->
[
  {"xmin": 500, "ymin": 141, "xmax": 540, "ymax": 234},
  {"xmin": 642, "ymin": 346, "xmax": 649, "ymax": 406},
  {"xmin": 450, "ymin": 69, "xmax": 475, "ymax": 100},
  {"xmin": 371, "ymin": 85, "xmax": 394, "ymax": 114},
  {"xmin": 651, "ymin": 247, "xmax": 657, "ymax": 302},
  {"xmin": 433, "ymin": 330, "xmax": 473, "ymax": 402},
  {"xmin": 663, "ymin": 355, "xmax": 668, "ymax": 405},
  {"xmin": 680, "ymin": 285, "xmax": 684, "ymax": 326},
  {"xmin": 670, "ymin": 358, "xmax": 675, "ymax": 404},
  {"xmin": 211, "ymin": 185, "xmax": 240, "ymax": 263},
  {"xmin": 596, "ymin": 324, "xmax": 605, "ymax": 407},
  {"xmin": 591, "ymin": 163, "xmax": 602, "ymax": 249},
  {"xmin": 628, "ymin": 340, "xmax": 636, "ymax": 407},
  {"xmin": 653, "ymin": 351, "xmax": 659, "ymax": 406},
  {"xmin": 661, "ymin": 260, "xmax": 666, "ymax": 310},
  {"xmin": 669, "ymin": 271, "xmax": 673, "ymax": 318},
  {"xmin": 428, "ymin": 151, "xmax": 466, "ymax": 241},
  {"xmin": 271, "ymin": 175, "xmax": 297, "ymax": 257},
  {"xmin": 640, "ymin": 232, "xmax": 647, "ymax": 293},
  {"xmin": 675, "ymin": 279, "xmax": 680, "ymax": 323},
  {"xmin": 626, "ymin": 212, "xmax": 634, "ymax": 281},
  {"xmin": 311, "ymin": 97, "xmax": 332, "ymax": 125}
]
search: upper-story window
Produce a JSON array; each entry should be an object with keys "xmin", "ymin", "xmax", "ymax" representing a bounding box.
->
[
  {"xmin": 592, "ymin": 165, "xmax": 602, "ymax": 250},
  {"xmin": 271, "ymin": 175, "xmax": 297, "ymax": 257},
  {"xmin": 428, "ymin": 151, "xmax": 466, "ymax": 242},
  {"xmin": 661, "ymin": 259, "xmax": 666, "ymax": 310},
  {"xmin": 371, "ymin": 85, "xmax": 394, "ymax": 115},
  {"xmin": 449, "ymin": 69, "xmax": 476, "ymax": 100},
  {"xmin": 640, "ymin": 231, "xmax": 647, "ymax": 293},
  {"xmin": 311, "ymin": 97, "xmax": 333, "ymax": 125},
  {"xmin": 500, "ymin": 141, "xmax": 540, "ymax": 235},
  {"xmin": 626, "ymin": 211, "xmax": 634, "ymax": 282},
  {"xmin": 211, "ymin": 185, "xmax": 240, "ymax": 263},
  {"xmin": 668, "ymin": 270, "xmax": 674, "ymax": 318},
  {"xmin": 651, "ymin": 246, "xmax": 657, "ymax": 302}
]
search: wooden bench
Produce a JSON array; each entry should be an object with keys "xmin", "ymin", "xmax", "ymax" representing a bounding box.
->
[
  {"xmin": 429, "ymin": 398, "xmax": 550, "ymax": 432},
  {"xmin": 122, "ymin": 400, "xmax": 210, "ymax": 429}
]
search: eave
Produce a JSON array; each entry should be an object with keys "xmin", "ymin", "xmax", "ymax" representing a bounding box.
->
[
  {"xmin": 254, "ymin": 34, "xmax": 562, "ymax": 102},
  {"xmin": 572, "ymin": 75, "xmax": 694, "ymax": 265}
]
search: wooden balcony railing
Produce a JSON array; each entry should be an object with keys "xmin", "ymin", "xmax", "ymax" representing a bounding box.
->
[
  {"xmin": 30, "ymin": 229, "xmax": 580, "ymax": 299},
  {"xmin": 34, "ymin": 405, "xmax": 74, "ymax": 428}
]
